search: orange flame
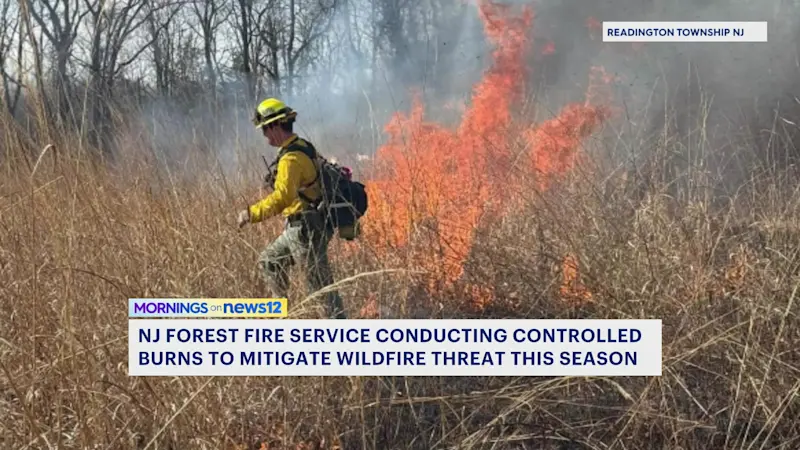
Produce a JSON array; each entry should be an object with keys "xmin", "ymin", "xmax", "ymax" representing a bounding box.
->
[
  {"xmin": 360, "ymin": 0, "xmax": 613, "ymax": 307},
  {"xmin": 525, "ymin": 103, "xmax": 607, "ymax": 190},
  {"xmin": 560, "ymin": 253, "xmax": 593, "ymax": 305},
  {"xmin": 586, "ymin": 16, "xmax": 602, "ymax": 40},
  {"xmin": 359, "ymin": 293, "xmax": 380, "ymax": 318},
  {"xmin": 542, "ymin": 40, "xmax": 556, "ymax": 55}
]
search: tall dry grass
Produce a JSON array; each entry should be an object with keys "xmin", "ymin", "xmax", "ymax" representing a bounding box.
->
[{"xmin": 1, "ymin": 91, "xmax": 799, "ymax": 450}]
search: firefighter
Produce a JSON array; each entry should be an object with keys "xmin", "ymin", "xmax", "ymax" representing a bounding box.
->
[{"xmin": 237, "ymin": 98, "xmax": 346, "ymax": 319}]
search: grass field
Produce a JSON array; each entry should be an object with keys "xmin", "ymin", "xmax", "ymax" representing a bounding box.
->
[
  {"xmin": 1, "ymin": 2, "xmax": 799, "ymax": 446},
  {"xmin": 2, "ymin": 92, "xmax": 799, "ymax": 449}
]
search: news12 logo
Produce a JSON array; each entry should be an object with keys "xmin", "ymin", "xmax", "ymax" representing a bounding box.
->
[{"xmin": 128, "ymin": 298, "xmax": 287, "ymax": 318}]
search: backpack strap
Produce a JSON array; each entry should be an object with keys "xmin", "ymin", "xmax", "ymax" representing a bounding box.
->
[
  {"xmin": 280, "ymin": 136, "xmax": 316, "ymax": 162},
  {"xmin": 282, "ymin": 139, "xmax": 319, "ymax": 184},
  {"xmin": 277, "ymin": 137, "xmax": 322, "ymax": 206}
]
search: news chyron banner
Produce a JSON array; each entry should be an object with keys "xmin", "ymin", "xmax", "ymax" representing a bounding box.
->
[
  {"xmin": 603, "ymin": 21, "xmax": 768, "ymax": 42},
  {"xmin": 129, "ymin": 298, "xmax": 287, "ymax": 318},
  {"xmin": 128, "ymin": 298, "xmax": 662, "ymax": 377}
]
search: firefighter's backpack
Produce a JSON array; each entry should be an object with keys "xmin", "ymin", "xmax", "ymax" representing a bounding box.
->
[{"xmin": 282, "ymin": 139, "xmax": 368, "ymax": 240}]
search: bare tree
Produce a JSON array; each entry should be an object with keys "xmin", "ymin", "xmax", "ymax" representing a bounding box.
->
[
  {"xmin": 231, "ymin": 0, "xmax": 259, "ymax": 99},
  {"xmin": 147, "ymin": 0, "xmax": 178, "ymax": 96},
  {"xmin": 1, "ymin": 0, "xmax": 24, "ymax": 113},
  {"xmin": 23, "ymin": 0, "xmax": 89, "ymax": 122},
  {"xmin": 250, "ymin": 0, "xmax": 281, "ymax": 95},
  {"xmin": 80, "ymin": 0, "xmax": 173, "ymax": 148},
  {"xmin": 286, "ymin": 0, "xmax": 339, "ymax": 96},
  {"xmin": 188, "ymin": 0, "xmax": 230, "ymax": 95},
  {"xmin": 248, "ymin": 0, "xmax": 338, "ymax": 98},
  {"xmin": 2, "ymin": 0, "xmax": 486, "ymax": 154}
]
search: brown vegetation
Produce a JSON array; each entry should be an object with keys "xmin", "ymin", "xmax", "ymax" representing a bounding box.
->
[
  {"xmin": 2, "ymin": 1, "xmax": 800, "ymax": 449},
  {"xmin": 4, "ymin": 94, "xmax": 800, "ymax": 448}
]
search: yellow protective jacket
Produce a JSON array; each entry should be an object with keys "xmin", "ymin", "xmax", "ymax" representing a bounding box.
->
[{"xmin": 247, "ymin": 134, "xmax": 322, "ymax": 223}]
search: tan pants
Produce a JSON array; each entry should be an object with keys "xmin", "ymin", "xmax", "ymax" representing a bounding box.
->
[{"xmin": 257, "ymin": 219, "xmax": 346, "ymax": 319}]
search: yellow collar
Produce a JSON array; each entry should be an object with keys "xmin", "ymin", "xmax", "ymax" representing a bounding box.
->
[{"xmin": 278, "ymin": 134, "xmax": 299, "ymax": 151}]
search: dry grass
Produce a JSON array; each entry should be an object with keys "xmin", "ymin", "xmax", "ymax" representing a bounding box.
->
[{"xmin": 1, "ymin": 100, "xmax": 800, "ymax": 450}]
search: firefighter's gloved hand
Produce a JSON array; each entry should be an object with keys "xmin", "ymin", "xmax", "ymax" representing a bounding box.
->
[{"xmin": 237, "ymin": 209, "xmax": 250, "ymax": 228}]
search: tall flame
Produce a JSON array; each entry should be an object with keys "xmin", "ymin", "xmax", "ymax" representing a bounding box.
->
[{"xmin": 361, "ymin": 0, "xmax": 611, "ymax": 307}]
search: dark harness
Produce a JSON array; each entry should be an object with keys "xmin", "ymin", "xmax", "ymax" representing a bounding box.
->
[{"xmin": 266, "ymin": 136, "xmax": 323, "ymax": 227}]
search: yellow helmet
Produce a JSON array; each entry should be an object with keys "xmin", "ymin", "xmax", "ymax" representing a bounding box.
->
[{"xmin": 252, "ymin": 97, "xmax": 297, "ymax": 128}]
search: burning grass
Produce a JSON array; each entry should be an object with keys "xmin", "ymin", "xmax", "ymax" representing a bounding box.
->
[
  {"xmin": 362, "ymin": 1, "xmax": 610, "ymax": 309},
  {"xmin": 2, "ymin": 1, "xmax": 800, "ymax": 449},
  {"xmin": 3, "ymin": 108, "xmax": 800, "ymax": 448}
]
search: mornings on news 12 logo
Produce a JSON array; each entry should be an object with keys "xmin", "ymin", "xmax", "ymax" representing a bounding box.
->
[{"xmin": 128, "ymin": 298, "xmax": 287, "ymax": 318}]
